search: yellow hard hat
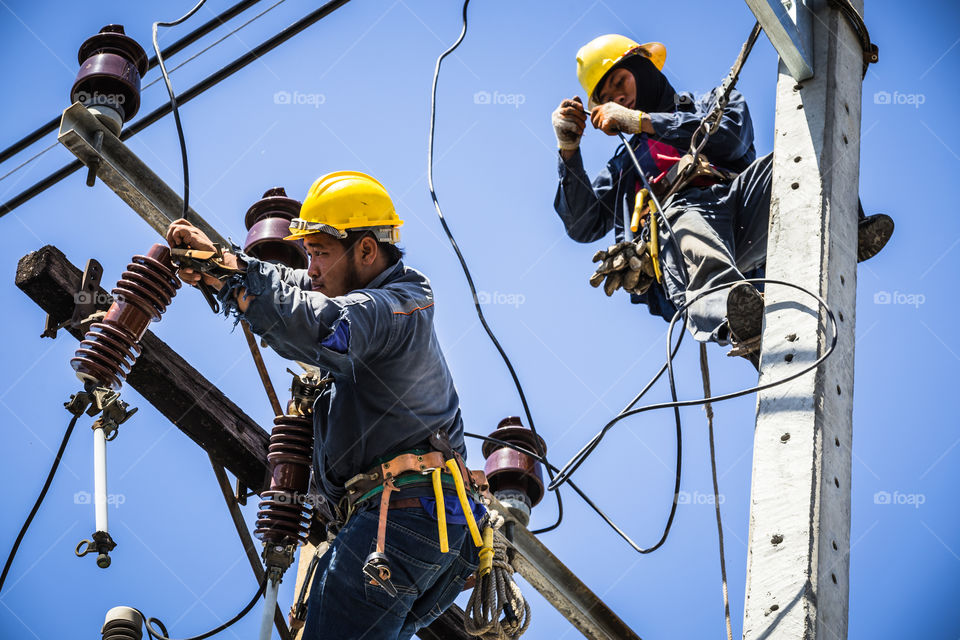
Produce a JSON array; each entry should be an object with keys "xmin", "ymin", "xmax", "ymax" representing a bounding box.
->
[
  {"xmin": 576, "ymin": 35, "xmax": 667, "ymax": 109},
  {"xmin": 286, "ymin": 171, "xmax": 403, "ymax": 244}
]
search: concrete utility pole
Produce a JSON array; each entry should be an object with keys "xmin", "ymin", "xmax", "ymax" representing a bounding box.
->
[{"xmin": 742, "ymin": 0, "xmax": 863, "ymax": 638}]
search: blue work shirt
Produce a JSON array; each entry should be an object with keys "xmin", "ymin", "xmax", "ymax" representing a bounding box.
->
[
  {"xmin": 217, "ymin": 254, "xmax": 466, "ymax": 507},
  {"xmin": 553, "ymin": 89, "xmax": 756, "ymax": 321}
]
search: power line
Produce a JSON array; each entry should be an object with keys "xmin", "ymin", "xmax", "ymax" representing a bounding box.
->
[
  {"xmin": 0, "ymin": 0, "xmax": 263, "ymax": 167},
  {"xmin": 0, "ymin": 0, "xmax": 353, "ymax": 218},
  {"xmin": 0, "ymin": 0, "xmax": 291, "ymax": 188}
]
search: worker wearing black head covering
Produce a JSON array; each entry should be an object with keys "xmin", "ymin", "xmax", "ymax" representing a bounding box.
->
[
  {"xmin": 549, "ymin": 34, "xmax": 893, "ymax": 368},
  {"xmin": 602, "ymin": 52, "xmax": 678, "ymax": 114}
]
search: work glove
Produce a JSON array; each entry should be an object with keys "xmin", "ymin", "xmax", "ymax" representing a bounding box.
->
[
  {"xmin": 552, "ymin": 96, "xmax": 588, "ymax": 150},
  {"xmin": 589, "ymin": 240, "xmax": 656, "ymax": 296},
  {"xmin": 591, "ymin": 102, "xmax": 644, "ymax": 136}
]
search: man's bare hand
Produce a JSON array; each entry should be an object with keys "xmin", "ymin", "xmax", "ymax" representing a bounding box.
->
[{"xmin": 165, "ymin": 218, "xmax": 223, "ymax": 289}]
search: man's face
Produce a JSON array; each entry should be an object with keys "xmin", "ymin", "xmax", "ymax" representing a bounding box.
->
[
  {"xmin": 596, "ymin": 68, "xmax": 636, "ymax": 109},
  {"xmin": 303, "ymin": 233, "xmax": 363, "ymax": 297}
]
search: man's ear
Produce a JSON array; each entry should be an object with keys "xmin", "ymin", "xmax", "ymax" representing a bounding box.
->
[{"xmin": 358, "ymin": 235, "xmax": 379, "ymax": 266}]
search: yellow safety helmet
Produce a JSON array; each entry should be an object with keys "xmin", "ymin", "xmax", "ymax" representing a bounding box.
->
[
  {"xmin": 576, "ymin": 34, "xmax": 667, "ymax": 109},
  {"xmin": 286, "ymin": 171, "xmax": 403, "ymax": 244}
]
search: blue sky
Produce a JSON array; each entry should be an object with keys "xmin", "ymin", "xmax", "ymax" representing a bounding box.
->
[{"xmin": 1, "ymin": 0, "xmax": 958, "ymax": 638}]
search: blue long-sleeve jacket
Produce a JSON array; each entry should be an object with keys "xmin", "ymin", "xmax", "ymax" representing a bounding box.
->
[
  {"xmin": 554, "ymin": 89, "xmax": 756, "ymax": 320},
  {"xmin": 216, "ymin": 254, "xmax": 465, "ymax": 506}
]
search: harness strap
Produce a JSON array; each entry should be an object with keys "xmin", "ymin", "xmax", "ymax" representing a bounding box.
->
[{"xmin": 375, "ymin": 478, "xmax": 398, "ymax": 555}]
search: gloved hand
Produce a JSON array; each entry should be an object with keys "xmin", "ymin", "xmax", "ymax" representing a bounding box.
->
[
  {"xmin": 589, "ymin": 240, "xmax": 656, "ymax": 296},
  {"xmin": 591, "ymin": 102, "xmax": 644, "ymax": 136},
  {"xmin": 552, "ymin": 96, "xmax": 588, "ymax": 150}
]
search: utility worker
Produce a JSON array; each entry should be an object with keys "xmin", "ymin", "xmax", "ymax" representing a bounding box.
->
[
  {"xmin": 552, "ymin": 35, "xmax": 894, "ymax": 366},
  {"xmin": 165, "ymin": 171, "xmax": 482, "ymax": 639}
]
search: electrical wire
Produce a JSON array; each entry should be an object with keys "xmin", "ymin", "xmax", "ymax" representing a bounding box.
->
[
  {"xmin": 0, "ymin": 411, "xmax": 81, "ymax": 593},
  {"xmin": 548, "ymin": 277, "xmax": 839, "ymax": 493},
  {"xmin": 137, "ymin": 573, "xmax": 268, "ymax": 640},
  {"xmin": 0, "ymin": 0, "xmax": 353, "ymax": 218},
  {"xmin": 427, "ymin": 0, "xmax": 564, "ymax": 535},
  {"xmin": 0, "ymin": 0, "xmax": 290, "ymax": 188},
  {"xmin": 468, "ymin": 274, "xmax": 836, "ymax": 556},
  {"xmin": 0, "ymin": 0, "xmax": 264, "ymax": 167},
  {"xmin": 153, "ymin": 0, "xmax": 210, "ymax": 219}
]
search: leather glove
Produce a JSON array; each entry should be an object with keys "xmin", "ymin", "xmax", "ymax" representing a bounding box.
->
[
  {"xmin": 552, "ymin": 96, "xmax": 587, "ymax": 150},
  {"xmin": 589, "ymin": 240, "xmax": 656, "ymax": 296}
]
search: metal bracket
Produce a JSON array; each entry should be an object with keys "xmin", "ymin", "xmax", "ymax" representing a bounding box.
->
[
  {"xmin": 57, "ymin": 102, "xmax": 227, "ymax": 246},
  {"xmin": 42, "ymin": 258, "xmax": 104, "ymax": 339},
  {"xmin": 744, "ymin": 0, "xmax": 814, "ymax": 81}
]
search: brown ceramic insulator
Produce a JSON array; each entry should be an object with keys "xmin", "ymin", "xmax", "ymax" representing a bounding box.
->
[
  {"xmin": 482, "ymin": 417, "xmax": 547, "ymax": 508},
  {"xmin": 255, "ymin": 415, "xmax": 314, "ymax": 546},
  {"xmin": 71, "ymin": 25, "xmax": 148, "ymax": 122},
  {"xmin": 71, "ymin": 244, "xmax": 180, "ymax": 390},
  {"xmin": 243, "ymin": 187, "xmax": 307, "ymax": 269}
]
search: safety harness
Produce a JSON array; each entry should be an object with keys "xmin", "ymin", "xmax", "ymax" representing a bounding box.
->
[{"xmin": 340, "ymin": 431, "xmax": 488, "ymax": 597}]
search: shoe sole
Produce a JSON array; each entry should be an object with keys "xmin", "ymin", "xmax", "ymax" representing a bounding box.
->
[
  {"xmin": 726, "ymin": 283, "xmax": 765, "ymax": 344},
  {"xmin": 858, "ymin": 214, "xmax": 894, "ymax": 263}
]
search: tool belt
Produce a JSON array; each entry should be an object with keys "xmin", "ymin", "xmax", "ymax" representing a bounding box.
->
[{"xmin": 342, "ymin": 432, "xmax": 489, "ymax": 598}]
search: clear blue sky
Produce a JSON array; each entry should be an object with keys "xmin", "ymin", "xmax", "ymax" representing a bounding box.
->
[{"xmin": 1, "ymin": 1, "xmax": 957, "ymax": 638}]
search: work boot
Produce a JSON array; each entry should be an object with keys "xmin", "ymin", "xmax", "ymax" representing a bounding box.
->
[
  {"xmin": 725, "ymin": 282, "xmax": 765, "ymax": 370},
  {"xmin": 857, "ymin": 213, "xmax": 894, "ymax": 263}
]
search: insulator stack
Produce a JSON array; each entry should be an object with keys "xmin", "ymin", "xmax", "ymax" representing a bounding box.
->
[
  {"xmin": 71, "ymin": 244, "xmax": 180, "ymax": 390},
  {"xmin": 72, "ymin": 25, "xmax": 148, "ymax": 135},
  {"xmin": 101, "ymin": 606, "xmax": 143, "ymax": 640},
  {"xmin": 255, "ymin": 414, "xmax": 314, "ymax": 546},
  {"xmin": 243, "ymin": 187, "xmax": 307, "ymax": 269},
  {"xmin": 482, "ymin": 417, "xmax": 547, "ymax": 525}
]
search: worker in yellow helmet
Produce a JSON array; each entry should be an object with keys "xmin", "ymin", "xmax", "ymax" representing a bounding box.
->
[
  {"xmin": 166, "ymin": 171, "xmax": 484, "ymax": 639},
  {"xmin": 551, "ymin": 34, "xmax": 893, "ymax": 368}
]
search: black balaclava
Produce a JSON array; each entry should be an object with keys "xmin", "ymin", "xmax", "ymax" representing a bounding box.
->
[{"xmin": 595, "ymin": 52, "xmax": 677, "ymax": 114}]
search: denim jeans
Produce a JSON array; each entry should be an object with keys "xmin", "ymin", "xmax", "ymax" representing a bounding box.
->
[{"xmin": 301, "ymin": 505, "xmax": 479, "ymax": 639}]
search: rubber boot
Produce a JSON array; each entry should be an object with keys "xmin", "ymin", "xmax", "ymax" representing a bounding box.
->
[
  {"xmin": 857, "ymin": 201, "xmax": 894, "ymax": 263},
  {"xmin": 725, "ymin": 282, "xmax": 764, "ymax": 370}
]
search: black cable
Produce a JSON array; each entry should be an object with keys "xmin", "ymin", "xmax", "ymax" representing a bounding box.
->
[
  {"xmin": 153, "ymin": 0, "xmax": 209, "ymax": 219},
  {"xmin": 0, "ymin": 0, "xmax": 354, "ymax": 218},
  {"xmin": 549, "ymin": 277, "xmax": 839, "ymax": 492},
  {"xmin": 0, "ymin": 0, "xmax": 263, "ymax": 166},
  {"xmin": 138, "ymin": 573, "xmax": 268, "ymax": 640},
  {"xmin": 427, "ymin": 0, "xmax": 563, "ymax": 535},
  {"xmin": 0, "ymin": 412, "xmax": 81, "ymax": 593}
]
